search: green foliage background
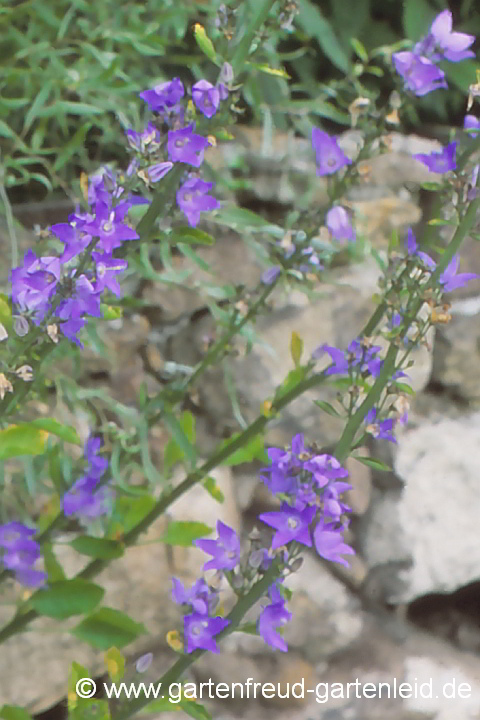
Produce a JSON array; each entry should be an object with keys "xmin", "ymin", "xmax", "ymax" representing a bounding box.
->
[{"xmin": 0, "ymin": 0, "xmax": 479, "ymax": 201}]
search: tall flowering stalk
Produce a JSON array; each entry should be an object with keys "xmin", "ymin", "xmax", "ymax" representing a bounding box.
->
[{"xmin": 0, "ymin": 6, "xmax": 479, "ymax": 720}]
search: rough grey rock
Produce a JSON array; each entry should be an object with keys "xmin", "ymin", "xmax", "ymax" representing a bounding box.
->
[{"xmin": 360, "ymin": 413, "xmax": 480, "ymax": 603}]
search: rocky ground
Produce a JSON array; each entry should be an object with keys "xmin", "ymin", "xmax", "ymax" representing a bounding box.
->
[{"xmin": 1, "ymin": 127, "xmax": 480, "ymax": 720}]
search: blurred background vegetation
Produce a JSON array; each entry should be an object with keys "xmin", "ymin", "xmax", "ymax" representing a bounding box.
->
[{"xmin": 0, "ymin": 0, "xmax": 479, "ymax": 205}]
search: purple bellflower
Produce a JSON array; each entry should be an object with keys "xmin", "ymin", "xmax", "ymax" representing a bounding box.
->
[
  {"xmin": 192, "ymin": 80, "xmax": 221, "ymax": 118},
  {"xmin": 176, "ymin": 177, "xmax": 220, "ymax": 227},
  {"xmin": 312, "ymin": 128, "xmax": 352, "ymax": 176},
  {"xmin": 258, "ymin": 597, "xmax": 292, "ymax": 652},
  {"xmin": 0, "ymin": 522, "xmax": 47, "ymax": 588},
  {"xmin": 125, "ymin": 122, "xmax": 161, "ymax": 153},
  {"xmin": 326, "ymin": 206, "xmax": 356, "ymax": 243},
  {"xmin": 258, "ymin": 503, "xmax": 316, "ymax": 550},
  {"xmin": 427, "ymin": 10, "xmax": 475, "ymax": 62},
  {"xmin": 464, "ymin": 115, "xmax": 480, "ymax": 138},
  {"xmin": 62, "ymin": 435, "xmax": 113, "ymax": 520},
  {"xmin": 261, "ymin": 266, "xmax": 282, "ymax": 285},
  {"xmin": 82, "ymin": 201, "xmax": 139, "ymax": 253},
  {"xmin": 405, "ymin": 228, "xmax": 436, "ymax": 270},
  {"xmin": 392, "ymin": 52, "xmax": 447, "ymax": 96},
  {"xmin": 313, "ymin": 522, "xmax": 355, "ymax": 567},
  {"xmin": 139, "ymin": 77, "xmax": 184, "ymax": 114},
  {"xmin": 147, "ymin": 162, "xmax": 173, "ymax": 183},
  {"xmin": 50, "ymin": 223, "xmax": 92, "ymax": 264},
  {"xmin": 172, "ymin": 577, "xmax": 218, "ymax": 615},
  {"xmin": 195, "ymin": 520, "xmax": 241, "ymax": 571},
  {"xmin": 414, "ymin": 141, "xmax": 457, "ymax": 173},
  {"xmin": 91, "ymin": 252, "xmax": 128, "ymax": 297},
  {"xmin": 439, "ymin": 255, "xmax": 480, "ymax": 292},
  {"xmin": 10, "ymin": 251, "xmax": 61, "ymax": 322},
  {"xmin": 168, "ymin": 124, "xmax": 209, "ymax": 167},
  {"xmin": 183, "ymin": 613, "xmax": 230, "ymax": 654},
  {"xmin": 365, "ymin": 408, "xmax": 397, "ymax": 443}
]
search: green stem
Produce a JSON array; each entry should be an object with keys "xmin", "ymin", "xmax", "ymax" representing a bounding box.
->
[
  {"xmin": 184, "ymin": 280, "xmax": 276, "ymax": 390},
  {"xmin": 0, "ymin": 368, "xmax": 327, "ymax": 644},
  {"xmin": 335, "ymin": 194, "xmax": 480, "ymax": 461},
  {"xmin": 135, "ymin": 166, "xmax": 185, "ymax": 242},
  {"xmin": 230, "ymin": 0, "xmax": 277, "ymax": 75},
  {"xmin": 112, "ymin": 564, "xmax": 279, "ymax": 720}
]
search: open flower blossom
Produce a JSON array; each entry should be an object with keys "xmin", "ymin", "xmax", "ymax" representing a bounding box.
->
[
  {"xmin": 139, "ymin": 77, "xmax": 184, "ymax": 114},
  {"xmin": 172, "ymin": 577, "xmax": 218, "ymax": 615},
  {"xmin": 439, "ymin": 255, "xmax": 480, "ymax": 292},
  {"xmin": 0, "ymin": 522, "xmax": 47, "ymax": 588},
  {"xmin": 326, "ymin": 206, "xmax": 356, "ymax": 243},
  {"xmin": 419, "ymin": 10, "xmax": 475, "ymax": 63},
  {"xmin": 312, "ymin": 339, "xmax": 383, "ymax": 379},
  {"xmin": 312, "ymin": 128, "xmax": 352, "ymax": 176},
  {"xmin": 168, "ymin": 124, "xmax": 209, "ymax": 167},
  {"xmin": 393, "ymin": 10, "xmax": 474, "ymax": 96},
  {"xmin": 195, "ymin": 520, "xmax": 241, "ymax": 571},
  {"xmin": 183, "ymin": 613, "xmax": 229, "ymax": 654},
  {"xmin": 259, "ymin": 434, "xmax": 354, "ymax": 569},
  {"xmin": 405, "ymin": 230, "xmax": 479, "ymax": 291},
  {"xmin": 392, "ymin": 52, "xmax": 447, "ymax": 97},
  {"xmin": 176, "ymin": 177, "xmax": 220, "ymax": 227},
  {"xmin": 364, "ymin": 408, "xmax": 397, "ymax": 443},
  {"xmin": 172, "ymin": 577, "xmax": 228, "ymax": 654},
  {"xmin": 258, "ymin": 590, "xmax": 292, "ymax": 652},
  {"xmin": 258, "ymin": 503, "xmax": 316, "ymax": 550},
  {"xmin": 62, "ymin": 435, "xmax": 113, "ymax": 521},
  {"xmin": 313, "ymin": 522, "xmax": 355, "ymax": 567},
  {"xmin": 413, "ymin": 141, "xmax": 457, "ymax": 173}
]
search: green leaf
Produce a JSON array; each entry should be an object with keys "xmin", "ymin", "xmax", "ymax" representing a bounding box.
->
[
  {"xmin": 23, "ymin": 81, "xmax": 54, "ymax": 134},
  {"xmin": 194, "ymin": 23, "xmax": 218, "ymax": 65},
  {"xmin": 50, "ymin": 101, "xmax": 104, "ymax": 116},
  {"xmin": 354, "ymin": 456, "xmax": 392, "ymax": 472},
  {"xmin": 105, "ymin": 646, "xmax": 125, "ymax": 682},
  {"xmin": 222, "ymin": 433, "xmax": 267, "ymax": 466},
  {"xmin": 245, "ymin": 62, "xmax": 290, "ymax": 78},
  {"xmin": 203, "ymin": 476, "xmax": 225, "ymax": 503},
  {"xmin": 31, "ymin": 579, "xmax": 104, "ymax": 619},
  {"xmin": 30, "ymin": 418, "xmax": 81, "ymax": 444},
  {"xmin": 170, "ymin": 226, "xmax": 215, "ymax": 246},
  {"xmin": 0, "ymin": 706, "xmax": 33, "ymax": 720},
  {"xmin": 161, "ymin": 521, "xmax": 212, "ymax": 547},
  {"xmin": 101, "ymin": 304, "xmax": 123, "ymax": 320},
  {"xmin": 70, "ymin": 536, "xmax": 124, "ymax": 560},
  {"xmin": 72, "ymin": 607, "xmax": 147, "ymax": 649},
  {"xmin": 275, "ymin": 366, "xmax": 308, "ymax": 401},
  {"xmin": 211, "ymin": 206, "xmax": 283, "ymax": 236},
  {"xmin": 181, "ymin": 700, "xmax": 212, "ymax": 720},
  {"xmin": 314, "ymin": 400, "xmax": 342, "ymax": 418},
  {"xmin": 351, "ymin": 38, "xmax": 369, "ymax": 63},
  {"xmin": 427, "ymin": 217, "xmax": 456, "ymax": 226},
  {"xmin": 290, "ymin": 331, "xmax": 303, "ymax": 368},
  {"xmin": 0, "ymin": 294, "xmax": 12, "ymax": 332},
  {"xmin": 297, "ymin": 1, "xmax": 350, "ymax": 73},
  {"xmin": 444, "ymin": 59, "xmax": 480, "ymax": 93},
  {"xmin": 0, "ymin": 425, "xmax": 48, "ymax": 460},
  {"xmin": 163, "ymin": 409, "xmax": 197, "ymax": 472},
  {"xmin": 42, "ymin": 542, "xmax": 67, "ymax": 583},
  {"xmin": 108, "ymin": 495, "xmax": 156, "ymax": 536},
  {"xmin": 392, "ymin": 382, "xmax": 415, "ymax": 396}
]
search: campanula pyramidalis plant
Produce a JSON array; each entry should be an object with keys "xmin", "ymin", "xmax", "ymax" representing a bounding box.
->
[{"xmin": 1, "ymin": 5, "xmax": 480, "ymax": 720}]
